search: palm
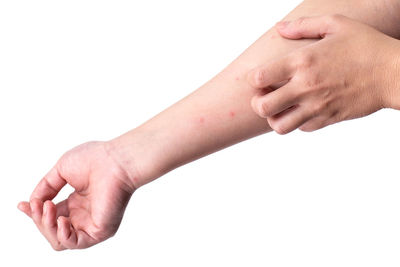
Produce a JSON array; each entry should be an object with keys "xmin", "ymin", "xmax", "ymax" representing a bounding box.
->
[{"xmin": 18, "ymin": 141, "xmax": 135, "ymax": 250}]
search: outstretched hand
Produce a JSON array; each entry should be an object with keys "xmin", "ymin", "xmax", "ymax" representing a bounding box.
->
[
  {"xmin": 248, "ymin": 15, "xmax": 400, "ymax": 134},
  {"xmin": 18, "ymin": 141, "xmax": 135, "ymax": 250}
]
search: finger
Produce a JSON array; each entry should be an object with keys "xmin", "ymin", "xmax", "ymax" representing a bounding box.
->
[
  {"xmin": 57, "ymin": 216, "xmax": 78, "ymax": 249},
  {"xmin": 57, "ymin": 216, "xmax": 100, "ymax": 249},
  {"xmin": 251, "ymin": 82, "xmax": 298, "ymax": 118},
  {"xmin": 17, "ymin": 201, "xmax": 32, "ymax": 218},
  {"xmin": 247, "ymin": 57, "xmax": 294, "ymax": 89},
  {"xmin": 30, "ymin": 198, "xmax": 44, "ymax": 225},
  {"xmin": 56, "ymin": 199, "xmax": 70, "ymax": 218},
  {"xmin": 268, "ymin": 105, "xmax": 315, "ymax": 135},
  {"xmin": 299, "ymin": 115, "xmax": 333, "ymax": 132},
  {"xmin": 30, "ymin": 198, "xmax": 66, "ymax": 251},
  {"xmin": 270, "ymin": 79, "xmax": 290, "ymax": 90},
  {"xmin": 42, "ymin": 200, "xmax": 65, "ymax": 251},
  {"xmin": 276, "ymin": 15, "xmax": 345, "ymax": 39},
  {"xmin": 55, "ymin": 193, "xmax": 100, "ymax": 250},
  {"xmin": 30, "ymin": 166, "xmax": 67, "ymax": 202},
  {"xmin": 42, "ymin": 201, "xmax": 57, "ymax": 229}
]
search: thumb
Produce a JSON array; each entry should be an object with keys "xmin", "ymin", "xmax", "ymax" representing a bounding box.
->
[{"xmin": 276, "ymin": 15, "xmax": 345, "ymax": 40}]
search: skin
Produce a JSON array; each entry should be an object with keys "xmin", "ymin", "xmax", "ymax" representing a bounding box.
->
[
  {"xmin": 248, "ymin": 15, "xmax": 400, "ymax": 134},
  {"xmin": 19, "ymin": 142, "xmax": 133, "ymax": 250},
  {"xmin": 18, "ymin": 0, "xmax": 400, "ymax": 250}
]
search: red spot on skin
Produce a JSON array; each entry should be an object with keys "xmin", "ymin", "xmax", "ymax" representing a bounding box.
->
[
  {"xmin": 229, "ymin": 111, "xmax": 235, "ymax": 118},
  {"xmin": 235, "ymin": 76, "xmax": 239, "ymax": 81},
  {"xmin": 199, "ymin": 117, "xmax": 205, "ymax": 123}
]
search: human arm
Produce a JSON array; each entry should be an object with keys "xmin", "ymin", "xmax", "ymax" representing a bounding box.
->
[
  {"xmin": 109, "ymin": 0, "xmax": 400, "ymax": 186},
  {"xmin": 18, "ymin": 0, "xmax": 400, "ymax": 250},
  {"xmin": 248, "ymin": 15, "xmax": 400, "ymax": 134}
]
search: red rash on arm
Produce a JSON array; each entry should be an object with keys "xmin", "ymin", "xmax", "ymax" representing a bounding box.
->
[{"xmin": 111, "ymin": 0, "xmax": 400, "ymax": 188}]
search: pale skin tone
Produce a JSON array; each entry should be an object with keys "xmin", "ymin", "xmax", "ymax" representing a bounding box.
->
[
  {"xmin": 249, "ymin": 15, "xmax": 400, "ymax": 134},
  {"xmin": 18, "ymin": 0, "xmax": 400, "ymax": 250}
]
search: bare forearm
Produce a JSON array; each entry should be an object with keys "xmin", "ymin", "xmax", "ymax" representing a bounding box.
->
[{"xmin": 109, "ymin": 0, "xmax": 400, "ymax": 188}]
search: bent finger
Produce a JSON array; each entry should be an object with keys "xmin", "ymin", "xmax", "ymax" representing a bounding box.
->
[
  {"xmin": 30, "ymin": 166, "xmax": 66, "ymax": 202},
  {"xmin": 42, "ymin": 200, "xmax": 65, "ymax": 251},
  {"xmin": 276, "ymin": 15, "xmax": 345, "ymax": 39},
  {"xmin": 57, "ymin": 216, "xmax": 101, "ymax": 249},
  {"xmin": 247, "ymin": 56, "xmax": 294, "ymax": 89},
  {"xmin": 56, "ymin": 199, "xmax": 70, "ymax": 218},
  {"xmin": 57, "ymin": 216, "xmax": 77, "ymax": 249},
  {"xmin": 299, "ymin": 115, "xmax": 334, "ymax": 132},
  {"xmin": 251, "ymin": 82, "xmax": 299, "ymax": 118},
  {"xmin": 30, "ymin": 198, "xmax": 44, "ymax": 225},
  {"xmin": 269, "ymin": 105, "xmax": 315, "ymax": 135}
]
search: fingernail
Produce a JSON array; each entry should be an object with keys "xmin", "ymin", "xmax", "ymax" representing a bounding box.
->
[
  {"xmin": 276, "ymin": 21, "xmax": 290, "ymax": 28},
  {"xmin": 43, "ymin": 203, "xmax": 47, "ymax": 216}
]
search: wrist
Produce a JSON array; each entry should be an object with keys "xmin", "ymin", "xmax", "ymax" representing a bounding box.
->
[
  {"xmin": 382, "ymin": 40, "xmax": 400, "ymax": 110},
  {"xmin": 105, "ymin": 128, "xmax": 167, "ymax": 189}
]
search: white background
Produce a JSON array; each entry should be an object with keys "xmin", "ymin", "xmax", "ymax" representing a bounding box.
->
[{"xmin": 1, "ymin": 0, "xmax": 400, "ymax": 266}]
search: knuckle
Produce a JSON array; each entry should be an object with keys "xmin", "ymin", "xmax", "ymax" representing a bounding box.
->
[
  {"xmin": 253, "ymin": 69, "xmax": 267, "ymax": 88},
  {"xmin": 317, "ymin": 98, "xmax": 329, "ymax": 112},
  {"xmin": 320, "ymin": 86, "xmax": 334, "ymax": 101},
  {"xmin": 296, "ymin": 17, "xmax": 307, "ymax": 27},
  {"xmin": 267, "ymin": 116, "xmax": 275, "ymax": 128},
  {"xmin": 311, "ymin": 103, "xmax": 324, "ymax": 117},
  {"xmin": 293, "ymin": 76, "xmax": 317, "ymax": 99},
  {"xmin": 299, "ymin": 125, "xmax": 310, "ymax": 132},
  {"xmin": 250, "ymin": 97, "xmax": 258, "ymax": 113},
  {"xmin": 294, "ymin": 51, "xmax": 313, "ymax": 70},
  {"xmin": 296, "ymin": 71, "xmax": 324, "ymax": 95},
  {"xmin": 56, "ymin": 157, "xmax": 68, "ymax": 178},
  {"xmin": 299, "ymin": 124, "xmax": 316, "ymax": 132},
  {"xmin": 273, "ymin": 122, "xmax": 290, "ymax": 135},
  {"xmin": 302, "ymin": 71, "xmax": 318, "ymax": 88},
  {"xmin": 332, "ymin": 109, "xmax": 345, "ymax": 123},
  {"xmin": 326, "ymin": 14, "xmax": 345, "ymax": 26},
  {"xmin": 299, "ymin": 118, "xmax": 323, "ymax": 132},
  {"xmin": 258, "ymin": 101, "xmax": 270, "ymax": 118}
]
